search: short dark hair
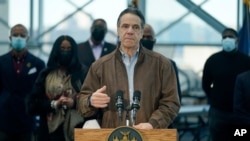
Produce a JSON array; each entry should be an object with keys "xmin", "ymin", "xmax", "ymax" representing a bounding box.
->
[
  {"xmin": 10, "ymin": 24, "xmax": 28, "ymax": 36},
  {"xmin": 222, "ymin": 28, "xmax": 238, "ymax": 37},
  {"xmin": 91, "ymin": 18, "xmax": 107, "ymax": 32},
  {"xmin": 117, "ymin": 8, "xmax": 145, "ymax": 28},
  {"xmin": 92, "ymin": 18, "xmax": 107, "ymax": 26}
]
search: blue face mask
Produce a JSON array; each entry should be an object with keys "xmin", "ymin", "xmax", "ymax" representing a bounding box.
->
[
  {"xmin": 222, "ymin": 37, "xmax": 236, "ymax": 52},
  {"xmin": 11, "ymin": 37, "xmax": 27, "ymax": 51}
]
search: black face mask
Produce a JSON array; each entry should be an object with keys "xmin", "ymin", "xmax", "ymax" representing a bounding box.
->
[
  {"xmin": 59, "ymin": 51, "xmax": 72, "ymax": 66},
  {"xmin": 141, "ymin": 39, "xmax": 155, "ymax": 50},
  {"xmin": 91, "ymin": 26, "xmax": 106, "ymax": 41}
]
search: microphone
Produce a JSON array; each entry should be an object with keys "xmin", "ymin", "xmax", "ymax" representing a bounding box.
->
[
  {"xmin": 131, "ymin": 90, "xmax": 141, "ymax": 125},
  {"xmin": 115, "ymin": 90, "xmax": 124, "ymax": 121}
]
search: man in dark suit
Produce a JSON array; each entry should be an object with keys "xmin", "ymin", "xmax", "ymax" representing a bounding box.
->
[
  {"xmin": 234, "ymin": 70, "xmax": 250, "ymax": 126},
  {"xmin": 0, "ymin": 24, "xmax": 45, "ymax": 141},
  {"xmin": 140, "ymin": 24, "xmax": 182, "ymax": 103},
  {"xmin": 78, "ymin": 18, "xmax": 116, "ymax": 68},
  {"xmin": 202, "ymin": 28, "xmax": 250, "ymax": 141}
]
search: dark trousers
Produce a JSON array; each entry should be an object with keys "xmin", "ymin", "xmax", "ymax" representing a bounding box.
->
[
  {"xmin": 0, "ymin": 131, "xmax": 32, "ymax": 141},
  {"xmin": 48, "ymin": 124, "xmax": 66, "ymax": 141},
  {"xmin": 208, "ymin": 107, "xmax": 234, "ymax": 141}
]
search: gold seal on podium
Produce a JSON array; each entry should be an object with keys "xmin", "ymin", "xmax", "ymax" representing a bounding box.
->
[{"xmin": 107, "ymin": 126, "xmax": 144, "ymax": 141}]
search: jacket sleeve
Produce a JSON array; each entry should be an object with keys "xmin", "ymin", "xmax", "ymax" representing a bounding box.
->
[
  {"xmin": 233, "ymin": 74, "xmax": 250, "ymax": 117},
  {"xmin": 202, "ymin": 60, "xmax": 212, "ymax": 97},
  {"xmin": 77, "ymin": 65, "xmax": 99, "ymax": 118},
  {"xmin": 26, "ymin": 69, "xmax": 52, "ymax": 116},
  {"xmin": 149, "ymin": 60, "xmax": 181, "ymax": 128}
]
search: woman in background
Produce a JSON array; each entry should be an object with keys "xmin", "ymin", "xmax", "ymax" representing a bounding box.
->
[{"xmin": 26, "ymin": 35, "xmax": 88, "ymax": 141}]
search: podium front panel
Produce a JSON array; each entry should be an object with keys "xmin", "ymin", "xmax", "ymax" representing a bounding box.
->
[{"xmin": 74, "ymin": 128, "xmax": 178, "ymax": 141}]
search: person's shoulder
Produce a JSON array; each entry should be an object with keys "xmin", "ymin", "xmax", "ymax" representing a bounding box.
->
[
  {"xmin": 238, "ymin": 70, "xmax": 250, "ymax": 79},
  {"xmin": 78, "ymin": 40, "xmax": 89, "ymax": 46},
  {"xmin": 208, "ymin": 51, "xmax": 223, "ymax": 58},
  {"xmin": 104, "ymin": 41, "xmax": 117, "ymax": 48},
  {"xmin": 237, "ymin": 51, "xmax": 250, "ymax": 59},
  {"xmin": 27, "ymin": 52, "xmax": 42, "ymax": 60},
  {"xmin": 27, "ymin": 52, "xmax": 45, "ymax": 64},
  {"xmin": 204, "ymin": 51, "xmax": 223, "ymax": 63},
  {"xmin": 91, "ymin": 49, "xmax": 116, "ymax": 67},
  {"xmin": 99, "ymin": 49, "xmax": 116, "ymax": 61},
  {"xmin": 0, "ymin": 52, "xmax": 13, "ymax": 63},
  {"xmin": 142, "ymin": 48, "xmax": 167, "ymax": 59},
  {"xmin": 142, "ymin": 48, "xmax": 172, "ymax": 64},
  {"xmin": 0, "ymin": 52, "xmax": 11, "ymax": 59}
]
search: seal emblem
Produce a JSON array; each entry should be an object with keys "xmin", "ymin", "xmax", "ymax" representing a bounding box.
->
[{"xmin": 107, "ymin": 126, "xmax": 144, "ymax": 141}]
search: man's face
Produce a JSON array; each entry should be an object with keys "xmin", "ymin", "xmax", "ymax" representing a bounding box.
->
[
  {"xmin": 141, "ymin": 25, "xmax": 156, "ymax": 50},
  {"xmin": 10, "ymin": 25, "xmax": 28, "ymax": 39},
  {"xmin": 221, "ymin": 30, "xmax": 238, "ymax": 52},
  {"xmin": 91, "ymin": 20, "xmax": 107, "ymax": 41},
  {"xmin": 142, "ymin": 26, "xmax": 154, "ymax": 41},
  {"xmin": 222, "ymin": 31, "xmax": 237, "ymax": 41},
  {"xmin": 117, "ymin": 13, "xmax": 143, "ymax": 49},
  {"xmin": 9, "ymin": 25, "xmax": 29, "ymax": 51},
  {"xmin": 222, "ymin": 30, "xmax": 238, "ymax": 46}
]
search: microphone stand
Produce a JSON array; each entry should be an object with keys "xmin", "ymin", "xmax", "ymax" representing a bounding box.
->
[
  {"xmin": 131, "ymin": 109, "xmax": 136, "ymax": 126},
  {"xmin": 126, "ymin": 108, "xmax": 130, "ymax": 126}
]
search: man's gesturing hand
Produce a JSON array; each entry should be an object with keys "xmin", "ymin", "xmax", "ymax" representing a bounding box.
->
[{"xmin": 90, "ymin": 86, "xmax": 110, "ymax": 108}]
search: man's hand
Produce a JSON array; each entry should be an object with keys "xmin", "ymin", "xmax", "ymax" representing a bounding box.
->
[
  {"xmin": 90, "ymin": 86, "xmax": 110, "ymax": 108},
  {"xmin": 133, "ymin": 123, "xmax": 153, "ymax": 129}
]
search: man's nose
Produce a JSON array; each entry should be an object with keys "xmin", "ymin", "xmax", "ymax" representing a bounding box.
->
[{"xmin": 127, "ymin": 27, "xmax": 134, "ymax": 33}]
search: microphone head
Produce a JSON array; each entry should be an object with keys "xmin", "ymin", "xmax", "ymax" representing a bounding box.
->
[
  {"xmin": 116, "ymin": 90, "xmax": 123, "ymax": 99},
  {"xmin": 132, "ymin": 90, "xmax": 141, "ymax": 110},
  {"xmin": 115, "ymin": 90, "xmax": 124, "ymax": 109},
  {"xmin": 115, "ymin": 90, "xmax": 124, "ymax": 120},
  {"xmin": 133, "ymin": 90, "xmax": 141, "ymax": 100}
]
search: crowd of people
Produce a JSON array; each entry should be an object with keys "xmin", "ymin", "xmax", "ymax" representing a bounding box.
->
[{"xmin": 0, "ymin": 7, "xmax": 250, "ymax": 141}]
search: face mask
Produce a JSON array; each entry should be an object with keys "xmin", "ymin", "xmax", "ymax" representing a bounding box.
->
[
  {"xmin": 59, "ymin": 51, "xmax": 72, "ymax": 66},
  {"xmin": 222, "ymin": 37, "xmax": 236, "ymax": 52},
  {"xmin": 91, "ymin": 26, "xmax": 106, "ymax": 41},
  {"xmin": 141, "ymin": 39, "xmax": 155, "ymax": 50},
  {"xmin": 11, "ymin": 37, "xmax": 27, "ymax": 51}
]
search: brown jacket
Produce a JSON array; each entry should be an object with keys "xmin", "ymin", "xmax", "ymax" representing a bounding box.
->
[{"xmin": 77, "ymin": 47, "xmax": 180, "ymax": 128}]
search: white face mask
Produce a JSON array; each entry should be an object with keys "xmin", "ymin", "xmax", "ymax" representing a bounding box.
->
[{"xmin": 222, "ymin": 37, "xmax": 236, "ymax": 52}]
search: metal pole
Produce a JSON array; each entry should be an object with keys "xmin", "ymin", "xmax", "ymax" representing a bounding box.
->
[
  {"xmin": 29, "ymin": 0, "xmax": 34, "ymax": 39},
  {"xmin": 38, "ymin": 0, "xmax": 43, "ymax": 47}
]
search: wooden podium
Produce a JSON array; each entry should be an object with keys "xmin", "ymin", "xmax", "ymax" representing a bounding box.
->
[{"xmin": 74, "ymin": 128, "xmax": 178, "ymax": 141}]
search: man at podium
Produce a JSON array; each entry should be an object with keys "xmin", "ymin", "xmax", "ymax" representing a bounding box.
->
[{"xmin": 77, "ymin": 8, "xmax": 180, "ymax": 129}]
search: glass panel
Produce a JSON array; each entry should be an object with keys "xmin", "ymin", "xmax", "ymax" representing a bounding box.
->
[
  {"xmin": 9, "ymin": 0, "xmax": 30, "ymax": 27},
  {"xmin": 146, "ymin": 0, "xmax": 237, "ymax": 44},
  {"xmin": 193, "ymin": 0, "xmax": 237, "ymax": 28},
  {"xmin": 5, "ymin": 0, "xmax": 240, "ymax": 71}
]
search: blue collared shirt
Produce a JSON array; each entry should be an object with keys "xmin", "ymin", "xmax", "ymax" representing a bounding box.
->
[{"xmin": 119, "ymin": 47, "xmax": 140, "ymax": 104}]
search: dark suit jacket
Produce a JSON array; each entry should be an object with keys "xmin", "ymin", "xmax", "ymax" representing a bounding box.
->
[
  {"xmin": 170, "ymin": 60, "xmax": 182, "ymax": 103},
  {"xmin": 78, "ymin": 40, "xmax": 116, "ymax": 68},
  {"xmin": 0, "ymin": 51, "xmax": 45, "ymax": 133},
  {"xmin": 234, "ymin": 70, "xmax": 250, "ymax": 125}
]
